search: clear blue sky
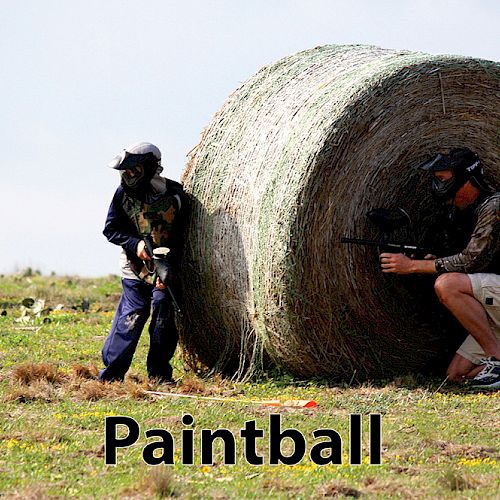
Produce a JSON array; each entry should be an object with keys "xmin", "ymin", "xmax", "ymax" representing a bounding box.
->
[{"xmin": 1, "ymin": 0, "xmax": 498, "ymax": 276}]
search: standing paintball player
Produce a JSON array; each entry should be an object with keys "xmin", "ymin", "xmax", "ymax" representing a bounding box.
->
[
  {"xmin": 98, "ymin": 141, "xmax": 188, "ymax": 383},
  {"xmin": 380, "ymin": 148, "xmax": 500, "ymax": 390}
]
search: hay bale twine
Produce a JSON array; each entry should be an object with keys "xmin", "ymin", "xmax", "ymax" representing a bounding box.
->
[{"xmin": 180, "ymin": 45, "xmax": 500, "ymax": 380}]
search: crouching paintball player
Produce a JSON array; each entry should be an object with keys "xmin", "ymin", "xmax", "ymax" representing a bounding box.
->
[
  {"xmin": 98, "ymin": 141, "xmax": 188, "ymax": 383},
  {"xmin": 380, "ymin": 148, "xmax": 500, "ymax": 390}
]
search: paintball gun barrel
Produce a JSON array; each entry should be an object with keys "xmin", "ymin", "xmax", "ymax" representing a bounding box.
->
[
  {"xmin": 341, "ymin": 208, "xmax": 432, "ymax": 258},
  {"xmin": 340, "ymin": 236, "xmax": 432, "ymax": 257}
]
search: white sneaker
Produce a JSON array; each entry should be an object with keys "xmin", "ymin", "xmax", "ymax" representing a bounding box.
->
[{"xmin": 470, "ymin": 357, "xmax": 500, "ymax": 390}]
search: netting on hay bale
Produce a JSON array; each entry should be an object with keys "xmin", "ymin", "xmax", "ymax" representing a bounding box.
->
[{"xmin": 179, "ymin": 45, "xmax": 500, "ymax": 380}]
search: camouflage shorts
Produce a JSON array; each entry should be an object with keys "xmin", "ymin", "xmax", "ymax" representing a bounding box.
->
[{"xmin": 456, "ymin": 273, "xmax": 500, "ymax": 365}]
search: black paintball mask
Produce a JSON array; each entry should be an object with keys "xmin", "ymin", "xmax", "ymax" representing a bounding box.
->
[
  {"xmin": 110, "ymin": 152, "xmax": 159, "ymax": 195},
  {"xmin": 418, "ymin": 148, "xmax": 487, "ymax": 202}
]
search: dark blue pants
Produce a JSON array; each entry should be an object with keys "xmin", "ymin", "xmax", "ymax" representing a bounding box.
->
[{"xmin": 98, "ymin": 278, "xmax": 178, "ymax": 382}]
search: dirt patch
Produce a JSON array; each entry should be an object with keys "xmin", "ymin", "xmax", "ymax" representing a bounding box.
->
[
  {"xmin": 430, "ymin": 440, "xmax": 498, "ymax": 462},
  {"xmin": 144, "ymin": 415, "xmax": 183, "ymax": 428},
  {"xmin": 389, "ymin": 465, "xmax": 420, "ymax": 476},
  {"xmin": 318, "ymin": 481, "xmax": 362, "ymax": 498},
  {"xmin": 1, "ymin": 486, "xmax": 54, "ymax": 500},
  {"xmin": 362, "ymin": 476, "xmax": 423, "ymax": 497},
  {"xmin": 262, "ymin": 477, "xmax": 302, "ymax": 494}
]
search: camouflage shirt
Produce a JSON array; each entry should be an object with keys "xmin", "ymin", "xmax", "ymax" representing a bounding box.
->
[
  {"xmin": 435, "ymin": 193, "xmax": 500, "ymax": 274},
  {"xmin": 103, "ymin": 178, "xmax": 189, "ymax": 282}
]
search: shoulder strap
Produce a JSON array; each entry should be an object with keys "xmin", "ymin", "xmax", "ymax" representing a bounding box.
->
[
  {"xmin": 165, "ymin": 179, "xmax": 185, "ymax": 210},
  {"xmin": 165, "ymin": 178, "xmax": 184, "ymax": 193}
]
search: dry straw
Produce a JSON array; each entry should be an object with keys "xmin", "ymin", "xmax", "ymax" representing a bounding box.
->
[{"xmin": 180, "ymin": 45, "xmax": 500, "ymax": 380}]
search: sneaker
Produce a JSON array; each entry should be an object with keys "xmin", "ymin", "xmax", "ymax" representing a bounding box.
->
[{"xmin": 469, "ymin": 357, "xmax": 500, "ymax": 390}]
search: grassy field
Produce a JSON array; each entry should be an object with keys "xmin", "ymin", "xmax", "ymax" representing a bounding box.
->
[{"xmin": 0, "ymin": 273, "xmax": 498, "ymax": 499}]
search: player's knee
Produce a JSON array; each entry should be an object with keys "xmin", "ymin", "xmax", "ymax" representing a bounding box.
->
[{"xmin": 434, "ymin": 273, "xmax": 462, "ymax": 303}]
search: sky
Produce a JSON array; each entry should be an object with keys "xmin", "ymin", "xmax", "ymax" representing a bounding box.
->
[{"xmin": 1, "ymin": 0, "xmax": 499, "ymax": 276}]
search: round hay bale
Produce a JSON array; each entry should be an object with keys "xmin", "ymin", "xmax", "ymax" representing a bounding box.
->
[{"xmin": 180, "ymin": 44, "xmax": 500, "ymax": 380}]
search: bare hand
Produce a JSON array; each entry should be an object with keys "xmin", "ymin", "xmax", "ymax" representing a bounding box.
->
[
  {"xmin": 379, "ymin": 253, "xmax": 415, "ymax": 274},
  {"xmin": 136, "ymin": 240, "xmax": 151, "ymax": 261},
  {"xmin": 424, "ymin": 254, "xmax": 437, "ymax": 260},
  {"xmin": 155, "ymin": 278, "xmax": 166, "ymax": 289}
]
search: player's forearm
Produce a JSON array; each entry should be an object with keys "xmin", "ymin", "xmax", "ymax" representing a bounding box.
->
[{"xmin": 410, "ymin": 259, "xmax": 438, "ymax": 274}]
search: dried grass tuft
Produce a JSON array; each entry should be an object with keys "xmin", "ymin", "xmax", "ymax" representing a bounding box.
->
[
  {"xmin": 180, "ymin": 44, "xmax": 500, "ymax": 380},
  {"xmin": 179, "ymin": 375, "xmax": 206, "ymax": 394},
  {"xmin": 11, "ymin": 362, "xmax": 65, "ymax": 385},
  {"xmin": 7, "ymin": 362, "xmax": 150, "ymax": 402},
  {"xmin": 77, "ymin": 380, "xmax": 110, "ymax": 401},
  {"xmin": 121, "ymin": 466, "xmax": 178, "ymax": 499},
  {"xmin": 124, "ymin": 380, "xmax": 148, "ymax": 400},
  {"xmin": 74, "ymin": 379, "xmax": 147, "ymax": 401},
  {"xmin": 127, "ymin": 372, "xmax": 147, "ymax": 385},
  {"xmin": 5, "ymin": 380, "xmax": 61, "ymax": 402},
  {"xmin": 148, "ymin": 467, "xmax": 177, "ymax": 498},
  {"xmin": 441, "ymin": 469, "xmax": 477, "ymax": 491},
  {"xmin": 72, "ymin": 363, "xmax": 98, "ymax": 379}
]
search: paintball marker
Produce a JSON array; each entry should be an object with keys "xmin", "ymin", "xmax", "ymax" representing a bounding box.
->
[
  {"xmin": 144, "ymin": 236, "xmax": 182, "ymax": 315},
  {"xmin": 341, "ymin": 208, "xmax": 433, "ymax": 259}
]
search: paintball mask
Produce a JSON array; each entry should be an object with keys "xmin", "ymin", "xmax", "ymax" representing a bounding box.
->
[
  {"xmin": 108, "ymin": 142, "xmax": 162, "ymax": 195},
  {"xmin": 117, "ymin": 153, "xmax": 157, "ymax": 190},
  {"xmin": 418, "ymin": 148, "xmax": 485, "ymax": 202}
]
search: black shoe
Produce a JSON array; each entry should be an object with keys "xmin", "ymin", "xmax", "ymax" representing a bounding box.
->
[
  {"xmin": 98, "ymin": 369, "xmax": 124, "ymax": 383},
  {"xmin": 469, "ymin": 357, "xmax": 500, "ymax": 390},
  {"xmin": 149, "ymin": 375, "xmax": 176, "ymax": 385}
]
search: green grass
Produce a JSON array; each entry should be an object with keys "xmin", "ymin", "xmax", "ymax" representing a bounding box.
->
[{"xmin": 0, "ymin": 274, "xmax": 498, "ymax": 498}]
